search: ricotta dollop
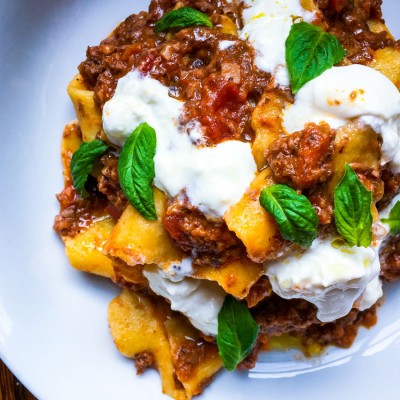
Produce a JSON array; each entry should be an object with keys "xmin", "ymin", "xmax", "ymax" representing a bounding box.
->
[
  {"xmin": 240, "ymin": 0, "xmax": 315, "ymax": 86},
  {"xmin": 265, "ymin": 238, "xmax": 380, "ymax": 322},
  {"xmin": 143, "ymin": 265, "xmax": 226, "ymax": 336},
  {"xmin": 283, "ymin": 65, "xmax": 400, "ymax": 170},
  {"xmin": 102, "ymin": 70, "xmax": 256, "ymax": 217},
  {"xmin": 358, "ymin": 275, "xmax": 383, "ymax": 312}
]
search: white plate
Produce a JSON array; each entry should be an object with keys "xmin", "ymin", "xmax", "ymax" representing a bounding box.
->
[{"xmin": 0, "ymin": 1, "xmax": 400, "ymax": 399}]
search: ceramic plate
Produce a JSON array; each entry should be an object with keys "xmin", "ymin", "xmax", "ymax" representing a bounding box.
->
[{"xmin": 0, "ymin": 1, "xmax": 399, "ymax": 399}]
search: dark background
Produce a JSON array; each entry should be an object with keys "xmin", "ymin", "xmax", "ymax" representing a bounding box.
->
[{"xmin": 0, "ymin": 361, "xmax": 36, "ymax": 400}]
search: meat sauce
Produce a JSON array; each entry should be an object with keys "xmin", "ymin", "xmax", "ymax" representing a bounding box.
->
[
  {"xmin": 266, "ymin": 123, "xmax": 335, "ymax": 190},
  {"xmin": 79, "ymin": 1, "xmax": 269, "ymax": 145},
  {"xmin": 97, "ymin": 153, "xmax": 128, "ymax": 219},
  {"xmin": 380, "ymin": 234, "xmax": 400, "ymax": 282},
  {"xmin": 53, "ymin": 185, "xmax": 107, "ymax": 237},
  {"xmin": 317, "ymin": 0, "xmax": 394, "ymax": 64},
  {"xmin": 163, "ymin": 194, "xmax": 243, "ymax": 265},
  {"xmin": 239, "ymin": 293, "xmax": 377, "ymax": 369}
]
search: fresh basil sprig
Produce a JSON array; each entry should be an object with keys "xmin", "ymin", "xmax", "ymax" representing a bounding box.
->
[
  {"xmin": 259, "ymin": 184, "xmax": 318, "ymax": 248},
  {"xmin": 118, "ymin": 123, "xmax": 157, "ymax": 220},
  {"xmin": 155, "ymin": 7, "xmax": 212, "ymax": 33},
  {"xmin": 334, "ymin": 164, "xmax": 373, "ymax": 247},
  {"xmin": 71, "ymin": 139, "xmax": 108, "ymax": 197},
  {"xmin": 217, "ymin": 295, "xmax": 259, "ymax": 371},
  {"xmin": 285, "ymin": 22, "xmax": 345, "ymax": 93},
  {"xmin": 381, "ymin": 201, "xmax": 400, "ymax": 235}
]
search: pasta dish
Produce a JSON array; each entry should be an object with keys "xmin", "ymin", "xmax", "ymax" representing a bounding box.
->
[{"xmin": 54, "ymin": 0, "xmax": 400, "ymax": 398}]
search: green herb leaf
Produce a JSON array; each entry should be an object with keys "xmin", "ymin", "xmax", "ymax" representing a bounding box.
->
[
  {"xmin": 155, "ymin": 7, "xmax": 212, "ymax": 33},
  {"xmin": 259, "ymin": 184, "xmax": 318, "ymax": 248},
  {"xmin": 217, "ymin": 295, "xmax": 259, "ymax": 371},
  {"xmin": 334, "ymin": 164, "xmax": 373, "ymax": 247},
  {"xmin": 118, "ymin": 123, "xmax": 157, "ymax": 220},
  {"xmin": 71, "ymin": 139, "xmax": 108, "ymax": 197},
  {"xmin": 381, "ymin": 201, "xmax": 400, "ymax": 235},
  {"xmin": 285, "ymin": 22, "xmax": 345, "ymax": 93}
]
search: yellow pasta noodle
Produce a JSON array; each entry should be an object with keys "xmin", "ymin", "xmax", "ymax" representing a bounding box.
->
[
  {"xmin": 164, "ymin": 316, "xmax": 222, "ymax": 398},
  {"xmin": 251, "ymin": 92, "xmax": 285, "ymax": 170},
  {"xmin": 60, "ymin": 121, "xmax": 83, "ymax": 184},
  {"xmin": 111, "ymin": 259, "xmax": 147, "ymax": 287},
  {"xmin": 225, "ymin": 169, "xmax": 282, "ymax": 263},
  {"xmin": 64, "ymin": 216, "xmax": 115, "ymax": 278},
  {"xmin": 67, "ymin": 74, "xmax": 102, "ymax": 143},
  {"xmin": 108, "ymin": 289, "xmax": 187, "ymax": 400},
  {"xmin": 328, "ymin": 122, "xmax": 381, "ymax": 196},
  {"xmin": 370, "ymin": 47, "xmax": 400, "ymax": 90},
  {"xmin": 108, "ymin": 288, "xmax": 222, "ymax": 400},
  {"xmin": 193, "ymin": 257, "xmax": 263, "ymax": 299},
  {"xmin": 104, "ymin": 189, "xmax": 184, "ymax": 266}
]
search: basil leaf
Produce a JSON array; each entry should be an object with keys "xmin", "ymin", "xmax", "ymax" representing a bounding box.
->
[
  {"xmin": 71, "ymin": 139, "xmax": 108, "ymax": 198},
  {"xmin": 334, "ymin": 164, "xmax": 373, "ymax": 247},
  {"xmin": 381, "ymin": 201, "xmax": 400, "ymax": 235},
  {"xmin": 259, "ymin": 184, "xmax": 318, "ymax": 248},
  {"xmin": 155, "ymin": 7, "xmax": 212, "ymax": 33},
  {"xmin": 285, "ymin": 22, "xmax": 345, "ymax": 93},
  {"xmin": 118, "ymin": 123, "xmax": 157, "ymax": 221},
  {"xmin": 217, "ymin": 295, "xmax": 259, "ymax": 371}
]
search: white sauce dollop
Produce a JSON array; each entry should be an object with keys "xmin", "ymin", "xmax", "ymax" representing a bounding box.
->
[
  {"xmin": 283, "ymin": 65, "xmax": 400, "ymax": 170},
  {"xmin": 240, "ymin": 0, "xmax": 315, "ymax": 86},
  {"xmin": 265, "ymin": 238, "xmax": 380, "ymax": 322},
  {"xmin": 102, "ymin": 70, "xmax": 182, "ymax": 149},
  {"xmin": 143, "ymin": 265, "xmax": 226, "ymax": 336},
  {"xmin": 358, "ymin": 275, "xmax": 383, "ymax": 312},
  {"xmin": 103, "ymin": 70, "xmax": 256, "ymax": 217}
]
